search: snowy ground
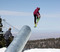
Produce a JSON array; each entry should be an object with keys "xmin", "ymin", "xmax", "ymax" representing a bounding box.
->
[
  {"xmin": 0, "ymin": 47, "xmax": 60, "ymax": 52},
  {"xmin": 0, "ymin": 47, "xmax": 6, "ymax": 52},
  {"xmin": 24, "ymin": 48, "xmax": 60, "ymax": 52}
]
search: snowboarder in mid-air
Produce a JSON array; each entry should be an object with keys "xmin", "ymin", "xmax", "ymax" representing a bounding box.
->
[{"xmin": 33, "ymin": 7, "xmax": 41, "ymax": 27}]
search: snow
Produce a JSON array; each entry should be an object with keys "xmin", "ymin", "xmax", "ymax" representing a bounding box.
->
[
  {"xmin": 0, "ymin": 48, "xmax": 60, "ymax": 52},
  {"xmin": 24, "ymin": 48, "xmax": 60, "ymax": 52},
  {"xmin": 0, "ymin": 47, "xmax": 6, "ymax": 52}
]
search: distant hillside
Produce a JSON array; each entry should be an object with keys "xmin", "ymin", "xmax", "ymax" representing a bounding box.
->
[{"xmin": 24, "ymin": 38, "xmax": 60, "ymax": 50}]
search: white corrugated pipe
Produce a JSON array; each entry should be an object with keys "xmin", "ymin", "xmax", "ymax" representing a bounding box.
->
[{"xmin": 5, "ymin": 25, "xmax": 31, "ymax": 52}]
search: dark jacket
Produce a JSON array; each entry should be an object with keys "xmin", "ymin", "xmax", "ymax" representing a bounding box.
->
[{"xmin": 4, "ymin": 30, "xmax": 12, "ymax": 40}]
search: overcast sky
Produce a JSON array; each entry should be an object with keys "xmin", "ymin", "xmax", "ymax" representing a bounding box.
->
[{"xmin": 0, "ymin": 0, "xmax": 60, "ymax": 34}]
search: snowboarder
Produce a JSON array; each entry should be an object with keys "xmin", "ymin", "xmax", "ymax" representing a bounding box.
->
[{"xmin": 33, "ymin": 7, "xmax": 41, "ymax": 27}]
